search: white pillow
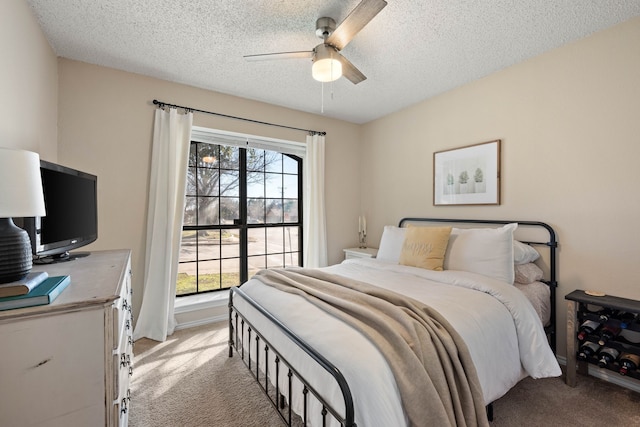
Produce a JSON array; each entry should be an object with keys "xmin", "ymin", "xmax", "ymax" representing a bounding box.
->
[
  {"xmin": 376, "ymin": 225, "xmax": 406, "ymax": 263},
  {"xmin": 513, "ymin": 240, "xmax": 540, "ymax": 264},
  {"xmin": 444, "ymin": 223, "xmax": 517, "ymax": 284},
  {"xmin": 514, "ymin": 262, "xmax": 544, "ymax": 284}
]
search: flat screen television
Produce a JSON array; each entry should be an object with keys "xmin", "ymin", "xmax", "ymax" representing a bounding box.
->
[{"xmin": 18, "ymin": 160, "xmax": 98, "ymax": 263}]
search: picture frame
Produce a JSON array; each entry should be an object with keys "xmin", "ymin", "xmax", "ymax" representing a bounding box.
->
[{"xmin": 433, "ymin": 139, "xmax": 501, "ymax": 206}]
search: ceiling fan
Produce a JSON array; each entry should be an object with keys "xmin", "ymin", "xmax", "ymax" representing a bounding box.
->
[{"xmin": 243, "ymin": 0, "xmax": 388, "ymax": 84}]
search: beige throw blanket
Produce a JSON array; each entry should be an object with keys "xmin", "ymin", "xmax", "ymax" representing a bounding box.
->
[{"xmin": 252, "ymin": 268, "xmax": 489, "ymax": 427}]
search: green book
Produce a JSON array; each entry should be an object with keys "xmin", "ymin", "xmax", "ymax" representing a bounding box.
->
[{"xmin": 0, "ymin": 275, "xmax": 71, "ymax": 311}]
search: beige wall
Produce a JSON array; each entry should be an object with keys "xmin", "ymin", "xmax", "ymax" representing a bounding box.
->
[
  {"xmin": 0, "ymin": 0, "xmax": 58, "ymax": 159},
  {"xmin": 361, "ymin": 17, "xmax": 640, "ymax": 356},
  {"xmin": 56, "ymin": 59, "xmax": 362, "ymax": 318}
]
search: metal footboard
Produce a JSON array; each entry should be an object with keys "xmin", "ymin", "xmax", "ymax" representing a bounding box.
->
[{"xmin": 228, "ymin": 286, "xmax": 356, "ymax": 427}]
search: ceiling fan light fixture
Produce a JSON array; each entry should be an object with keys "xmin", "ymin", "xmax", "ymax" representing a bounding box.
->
[{"xmin": 312, "ymin": 44, "xmax": 342, "ymax": 82}]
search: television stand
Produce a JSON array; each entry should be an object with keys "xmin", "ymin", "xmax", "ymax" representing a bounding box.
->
[{"xmin": 34, "ymin": 251, "xmax": 91, "ymax": 264}]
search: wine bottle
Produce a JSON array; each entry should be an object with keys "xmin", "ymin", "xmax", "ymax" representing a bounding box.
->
[
  {"xmin": 619, "ymin": 328, "xmax": 640, "ymax": 345},
  {"xmin": 598, "ymin": 321, "xmax": 622, "ymax": 346},
  {"xmin": 618, "ymin": 353, "xmax": 640, "ymax": 376},
  {"xmin": 577, "ymin": 319, "xmax": 601, "ymax": 341},
  {"xmin": 597, "ymin": 307, "xmax": 616, "ymax": 323},
  {"xmin": 578, "ymin": 341, "xmax": 600, "ymax": 360},
  {"xmin": 596, "ymin": 346, "xmax": 620, "ymax": 368},
  {"xmin": 617, "ymin": 311, "xmax": 637, "ymax": 329}
]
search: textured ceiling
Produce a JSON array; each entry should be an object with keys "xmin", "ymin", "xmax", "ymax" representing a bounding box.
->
[{"xmin": 26, "ymin": 0, "xmax": 640, "ymax": 124}]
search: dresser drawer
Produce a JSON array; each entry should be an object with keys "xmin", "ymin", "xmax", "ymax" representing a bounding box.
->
[
  {"xmin": 113, "ymin": 392, "xmax": 130, "ymax": 427},
  {"xmin": 113, "ymin": 266, "xmax": 133, "ymax": 351},
  {"xmin": 115, "ymin": 336, "xmax": 133, "ymax": 401}
]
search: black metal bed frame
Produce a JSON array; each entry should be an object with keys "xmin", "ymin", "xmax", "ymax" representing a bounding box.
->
[{"xmin": 228, "ymin": 218, "xmax": 558, "ymax": 426}]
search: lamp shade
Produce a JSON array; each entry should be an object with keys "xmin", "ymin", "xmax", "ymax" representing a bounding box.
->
[
  {"xmin": 0, "ymin": 148, "xmax": 46, "ymax": 218},
  {"xmin": 312, "ymin": 44, "xmax": 343, "ymax": 83}
]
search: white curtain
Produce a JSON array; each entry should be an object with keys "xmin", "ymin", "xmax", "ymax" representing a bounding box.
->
[
  {"xmin": 133, "ymin": 108, "xmax": 193, "ymax": 342},
  {"xmin": 303, "ymin": 133, "xmax": 327, "ymax": 267}
]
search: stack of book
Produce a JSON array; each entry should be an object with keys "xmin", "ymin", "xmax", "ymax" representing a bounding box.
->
[{"xmin": 0, "ymin": 272, "xmax": 70, "ymax": 311}]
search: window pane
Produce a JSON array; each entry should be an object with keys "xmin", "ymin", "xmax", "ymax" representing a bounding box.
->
[
  {"xmin": 197, "ymin": 168, "xmax": 219, "ymax": 197},
  {"xmin": 176, "ymin": 263, "xmax": 197, "ymax": 296},
  {"xmin": 196, "ymin": 260, "xmax": 221, "ymax": 292},
  {"xmin": 198, "ymin": 144, "xmax": 219, "ymax": 167},
  {"xmin": 284, "ymin": 252, "xmax": 299, "ymax": 268},
  {"xmin": 219, "ymin": 146, "xmax": 239, "ymax": 169},
  {"xmin": 184, "ymin": 196, "xmax": 197, "ymax": 226},
  {"xmin": 220, "ymin": 197, "xmax": 239, "ymax": 224},
  {"xmin": 283, "ymin": 155, "xmax": 298, "ymax": 174},
  {"xmin": 186, "ymin": 166, "xmax": 197, "ymax": 196},
  {"xmin": 283, "ymin": 174, "xmax": 298, "ymax": 198},
  {"xmin": 266, "ymin": 227, "xmax": 284, "ymax": 254},
  {"xmin": 248, "ymin": 255, "xmax": 266, "ymax": 278},
  {"xmin": 247, "ymin": 198, "xmax": 265, "ymax": 224},
  {"xmin": 284, "ymin": 226, "xmax": 299, "ymax": 252},
  {"xmin": 220, "ymin": 170, "xmax": 239, "ymax": 197},
  {"xmin": 197, "ymin": 197, "xmax": 219, "ymax": 225},
  {"xmin": 267, "ymin": 254, "xmax": 284, "ymax": 269},
  {"xmin": 179, "ymin": 230, "xmax": 197, "ymax": 262},
  {"xmin": 284, "ymin": 200, "xmax": 298, "ymax": 223},
  {"xmin": 265, "ymin": 199, "xmax": 283, "ymax": 223},
  {"xmin": 247, "ymin": 148, "xmax": 264, "ymax": 172},
  {"xmin": 221, "ymin": 229, "xmax": 240, "ymax": 258},
  {"xmin": 265, "ymin": 151, "xmax": 282, "ymax": 173},
  {"xmin": 247, "ymin": 172, "xmax": 264, "ymax": 198},
  {"xmin": 197, "ymin": 230, "xmax": 221, "ymax": 260},
  {"xmin": 248, "ymin": 227, "xmax": 266, "ymax": 256},
  {"xmin": 265, "ymin": 173, "xmax": 282, "ymax": 198},
  {"xmin": 221, "ymin": 259, "xmax": 240, "ymax": 288}
]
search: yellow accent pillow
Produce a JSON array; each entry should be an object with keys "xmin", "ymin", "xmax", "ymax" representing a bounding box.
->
[{"xmin": 398, "ymin": 226, "xmax": 452, "ymax": 271}]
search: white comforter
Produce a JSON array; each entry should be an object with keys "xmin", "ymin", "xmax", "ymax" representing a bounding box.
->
[{"xmin": 234, "ymin": 258, "xmax": 561, "ymax": 427}]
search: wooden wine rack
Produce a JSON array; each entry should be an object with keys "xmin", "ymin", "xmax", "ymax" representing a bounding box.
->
[{"xmin": 565, "ymin": 290, "xmax": 640, "ymax": 386}]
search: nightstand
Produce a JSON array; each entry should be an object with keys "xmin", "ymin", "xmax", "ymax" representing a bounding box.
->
[{"xmin": 343, "ymin": 247, "xmax": 378, "ymax": 260}]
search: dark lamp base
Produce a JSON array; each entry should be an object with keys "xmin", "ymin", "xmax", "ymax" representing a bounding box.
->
[{"xmin": 0, "ymin": 218, "xmax": 33, "ymax": 284}]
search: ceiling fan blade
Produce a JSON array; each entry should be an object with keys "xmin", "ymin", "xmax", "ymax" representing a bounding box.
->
[
  {"xmin": 338, "ymin": 54, "xmax": 367, "ymax": 85},
  {"xmin": 243, "ymin": 51, "xmax": 313, "ymax": 61},
  {"xmin": 326, "ymin": 0, "xmax": 387, "ymax": 51}
]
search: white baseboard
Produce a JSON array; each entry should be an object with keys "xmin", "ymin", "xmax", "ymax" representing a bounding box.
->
[
  {"xmin": 556, "ymin": 355, "xmax": 640, "ymax": 393},
  {"xmin": 174, "ymin": 313, "xmax": 227, "ymax": 330}
]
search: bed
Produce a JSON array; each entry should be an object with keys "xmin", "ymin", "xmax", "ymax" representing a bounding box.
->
[{"xmin": 228, "ymin": 218, "xmax": 561, "ymax": 426}]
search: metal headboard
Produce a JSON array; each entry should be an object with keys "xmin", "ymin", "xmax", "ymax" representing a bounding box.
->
[{"xmin": 398, "ymin": 218, "xmax": 558, "ymax": 353}]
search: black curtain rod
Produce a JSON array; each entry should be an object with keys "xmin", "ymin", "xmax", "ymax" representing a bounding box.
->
[{"xmin": 152, "ymin": 99, "xmax": 326, "ymax": 136}]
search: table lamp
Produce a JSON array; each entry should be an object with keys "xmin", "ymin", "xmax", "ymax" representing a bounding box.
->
[{"xmin": 0, "ymin": 148, "xmax": 46, "ymax": 283}]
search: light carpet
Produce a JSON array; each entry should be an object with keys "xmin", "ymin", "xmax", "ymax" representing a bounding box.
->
[{"xmin": 129, "ymin": 322, "xmax": 640, "ymax": 426}]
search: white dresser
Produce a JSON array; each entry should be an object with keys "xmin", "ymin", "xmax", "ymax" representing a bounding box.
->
[{"xmin": 0, "ymin": 250, "xmax": 133, "ymax": 427}]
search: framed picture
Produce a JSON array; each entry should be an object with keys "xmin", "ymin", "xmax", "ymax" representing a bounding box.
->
[{"xmin": 433, "ymin": 140, "xmax": 501, "ymax": 205}]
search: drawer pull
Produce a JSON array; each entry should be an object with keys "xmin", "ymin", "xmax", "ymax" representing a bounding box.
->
[
  {"xmin": 121, "ymin": 397, "xmax": 128, "ymax": 414},
  {"xmin": 120, "ymin": 354, "xmax": 127, "ymax": 367},
  {"xmin": 129, "ymin": 366, "xmax": 134, "ymax": 376}
]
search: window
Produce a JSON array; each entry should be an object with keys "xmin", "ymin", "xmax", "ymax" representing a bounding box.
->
[{"xmin": 177, "ymin": 130, "xmax": 303, "ymax": 296}]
